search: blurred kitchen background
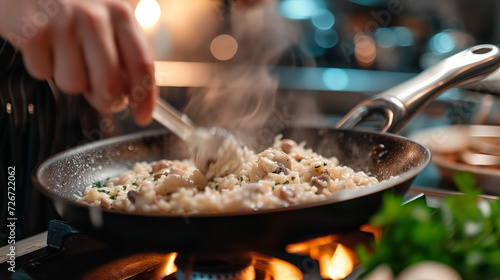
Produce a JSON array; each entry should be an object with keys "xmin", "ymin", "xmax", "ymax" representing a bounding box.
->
[
  {"xmin": 115, "ymin": 0, "xmax": 500, "ymax": 138},
  {"xmin": 120, "ymin": 0, "xmax": 500, "ymax": 192}
]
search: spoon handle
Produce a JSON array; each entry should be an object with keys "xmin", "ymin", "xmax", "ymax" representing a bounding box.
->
[{"xmin": 152, "ymin": 98, "xmax": 195, "ymax": 141}]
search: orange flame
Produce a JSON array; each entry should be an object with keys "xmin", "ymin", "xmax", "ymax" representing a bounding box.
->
[
  {"xmin": 286, "ymin": 235, "xmax": 338, "ymax": 255},
  {"xmin": 250, "ymin": 252, "xmax": 302, "ymax": 280},
  {"xmin": 360, "ymin": 224, "xmax": 382, "ymax": 241},
  {"xmin": 162, "ymin": 253, "xmax": 178, "ymax": 276},
  {"xmin": 287, "ymin": 235, "xmax": 361, "ymax": 280},
  {"xmin": 324, "ymin": 244, "xmax": 357, "ymax": 279}
]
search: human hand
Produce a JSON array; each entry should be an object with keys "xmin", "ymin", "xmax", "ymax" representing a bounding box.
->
[{"xmin": 0, "ymin": 0, "xmax": 157, "ymax": 126}]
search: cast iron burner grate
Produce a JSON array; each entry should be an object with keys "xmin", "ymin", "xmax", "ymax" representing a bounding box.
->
[
  {"xmin": 174, "ymin": 253, "xmax": 256, "ymax": 280},
  {"xmin": 0, "ymin": 220, "xmax": 304, "ymax": 280}
]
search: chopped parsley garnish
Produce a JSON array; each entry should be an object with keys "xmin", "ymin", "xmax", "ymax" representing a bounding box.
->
[
  {"xmin": 155, "ymin": 177, "xmax": 159, "ymax": 181},
  {"xmin": 92, "ymin": 181, "xmax": 103, "ymax": 188},
  {"xmin": 149, "ymin": 172, "xmax": 153, "ymax": 175},
  {"xmin": 323, "ymin": 162, "xmax": 327, "ymax": 166},
  {"xmin": 314, "ymin": 165, "xmax": 321, "ymax": 168},
  {"xmin": 291, "ymin": 177, "xmax": 296, "ymax": 181},
  {"xmin": 109, "ymin": 195, "xmax": 117, "ymax": 200},
  {"xmin": 97, "ymin": 189, "xmax": 109, "ymax": 194},
  {"xmin": 240, "ymin": 177, "xmax": 244, "ymax": 182},
  {"xmin": 215, "ymin": 184, "xmax": 219, "ymax": 190},
  {"xmin": 123, "ymin": 186, "xmax": 127, "ymax": 190}
]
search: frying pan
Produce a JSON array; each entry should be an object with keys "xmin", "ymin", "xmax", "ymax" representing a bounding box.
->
[{"xmin": 34, "ymin": 45, "xmax": 500, "ymax": 254}]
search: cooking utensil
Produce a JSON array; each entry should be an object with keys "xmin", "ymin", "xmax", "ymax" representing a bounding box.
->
[
  {"xmin": 153, "ymin": 98, "xmax": 240, "ymax": 178},
  {"xmin": 35, "ymin": 45, "xmax": 500, "ymax": 253},
  {"xmin": 35, "ymin": 128, "xmax": 429, "ymax": 253}
]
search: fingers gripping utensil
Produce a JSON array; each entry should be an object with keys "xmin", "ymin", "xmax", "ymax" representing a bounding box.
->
[
  {"xmin": 337, "ymin": 45, "xmax": 500, "ymax": 133},
  {"xmin": 152, "ymin": 98, "xmax": 241, "ymax": 178}
]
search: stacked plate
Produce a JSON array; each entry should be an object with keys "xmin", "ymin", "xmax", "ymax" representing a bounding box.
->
[{"xmin": 411, "ymin": 125, "xmax": 500, "ymax": 195}]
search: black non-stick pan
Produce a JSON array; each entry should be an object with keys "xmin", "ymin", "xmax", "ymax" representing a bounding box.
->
[{"xmin": 34, "ymin": 45, "xmax": 500, "ymax": 254}]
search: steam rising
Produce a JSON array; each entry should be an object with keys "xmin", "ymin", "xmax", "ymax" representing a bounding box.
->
[{"xmin": 182, "ymin": 2, "xmax": 310, "ymax": 146}]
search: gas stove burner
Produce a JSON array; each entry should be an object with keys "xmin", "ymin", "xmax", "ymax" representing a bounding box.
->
[
  {"xmin": 164, "ymin": 252, "xmax": 302, "ymax": 280},
  {"xmin": 174, "ymin": 253, "xmax": 255, "ymax": 280}
]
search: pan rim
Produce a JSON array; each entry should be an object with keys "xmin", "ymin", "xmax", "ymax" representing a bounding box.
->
[{"xmin": 35, "ymin": 128, "xmax": 431, "ymax": 218}]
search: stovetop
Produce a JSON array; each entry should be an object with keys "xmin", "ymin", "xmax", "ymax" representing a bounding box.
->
[
  {"xmin": 0, "ymin": 193, "xmax": 437, "ymax": 280},
  {"xmin": 0, "ymin": 220, "xmax": 331, "ymax": 280}
]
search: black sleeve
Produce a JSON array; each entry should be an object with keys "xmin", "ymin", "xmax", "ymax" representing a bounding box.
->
[
  {"xmin": 0, "ymin": 38, "xmax": 103, "ymax": 242},
  {"xmin": 0, "ymin": 38, "xmax": 23, "ymax": 73}
]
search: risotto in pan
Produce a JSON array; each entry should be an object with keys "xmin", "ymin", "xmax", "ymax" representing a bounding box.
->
[{"xmin": 77, "ymin": 137, "xmax": 379, "ymax": 213}]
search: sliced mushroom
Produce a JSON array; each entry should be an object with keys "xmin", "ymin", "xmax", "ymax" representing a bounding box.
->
[
  {"xmin": 280, "ymin": 139, "xmax": 297, "ymax": 154},
  {"xmin": 151, "ymin": 160, "xmax": 173, "ymax": 173},
  {"xmin": 279, "ymin": 185, "xmax": 296, "ymax": 202},
  {"xmin": 127, "ymin": 190, "xmax": 138, "ymax": 204},
  {"xmin": 153, "ymin": 167, "xmax": 184, "ymax": 180},
  {"xmin": 127, "ymin": 189, "xmax": 158, "ymax": 209},
  {"xmin": 260, "ymin": 149, "xmax": 292, "ymax": 175},
  {"xmin": 310, "ymin": 174, "xmax": 330, "ymax": 194},
  {"xmin": 189, "ymin": 170, "xmax": 208, "ymax": 190}
]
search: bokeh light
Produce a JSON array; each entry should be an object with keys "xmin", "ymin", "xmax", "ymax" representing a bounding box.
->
[
  {"xmin": 393, "ymin": 26, "xmax": 414, "ymax": 47},
  {"xmin": 314, "ymin": 29, "xmax": 339, "ymax": 48},
  {"xmin": 280, "ymin": 0, "xmax": 325, "ymax": 20},
  {"xmin": 430, "ymin": 31, "xmax": 456, "ymax": 55},
  {"xmin": 311, "ymin": 9, "xmax": 335, "ymax": 30},
  {"xmin": 323, "ymin": 68, "xmax": 349, "ymax": 90},
  {"xmin": 135, "ymin": 0, "xmax": 161, "ymax": 27},
  {"xmin": 355, "ymin": 33, "xmax": 376, "ymax": 67},
  {"xmin": 210, "ymin": 34, "xmax": 238, "ymax": 61},
  {"xmin": 374, "ymin": 28, "xmax": 397, "ymax": 48}
]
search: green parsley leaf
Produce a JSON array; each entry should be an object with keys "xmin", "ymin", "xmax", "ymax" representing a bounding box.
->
[
  {"xmin": 109, "ymin": 195, "xmax": 117, "ymax": 200},
  {"xmin": 359, "ymin": 172, "xmax": 500, "ymax": 279},
  {"xmin": 291, "ymin": 177, "xmax": 296, "ymax": 181},
  {"xmin": 240, "ymin": 177, "xmax": 244, "ymax": 182},
  {"xmin": 97, "ymin": 189, "xmax": 109, "ymax": 194},
  {"xmin": 453, "ymin": 171, "xmax": 481, "ymax": 195}
]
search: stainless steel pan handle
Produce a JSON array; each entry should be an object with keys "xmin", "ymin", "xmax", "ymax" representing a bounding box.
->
[{"xmin": 336, "ymin": 44, "xmax": 500, "ymax": 133}]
